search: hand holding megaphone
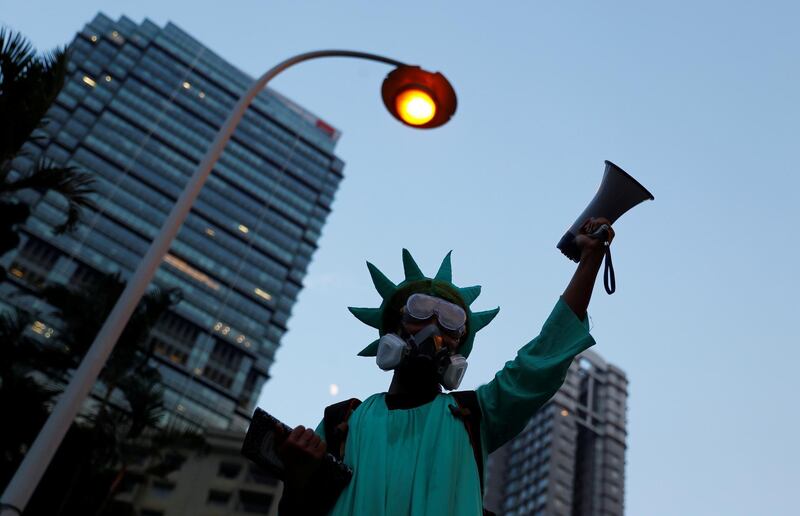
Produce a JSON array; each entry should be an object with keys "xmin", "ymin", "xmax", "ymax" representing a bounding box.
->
[
  {"xmin": 590, "ymin": 223, "xmax": 611, "ymax": 242},
  {"xmin": 557, "ymin": 161, "xmax": 654, "ymax": 294},
  {"xmin": 576, "ymin": 218, "xmax": 615, "ymax": 255}
]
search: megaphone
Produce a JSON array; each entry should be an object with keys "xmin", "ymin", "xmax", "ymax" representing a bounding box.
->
[{"xmin": 557, "ymin": 160, "xmax": 654, "ymax": 293}]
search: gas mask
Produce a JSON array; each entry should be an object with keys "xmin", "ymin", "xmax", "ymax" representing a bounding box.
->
[{"xmin": 375, "ymin": 323, "xmax": 468, "ymax": 390}]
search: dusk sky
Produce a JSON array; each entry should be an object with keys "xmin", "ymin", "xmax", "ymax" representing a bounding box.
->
[{"xmin": 4, "ymin": 1, "xmax": 799, "ymax": 514}]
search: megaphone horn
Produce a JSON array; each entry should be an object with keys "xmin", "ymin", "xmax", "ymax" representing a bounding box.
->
[
  {"xmin": 557, "ymin": 161, "xmax": 654, "ymax": 294},
  {"xmin": 558, "ymin": 160, "xmax": 654, "ymax": 262}
]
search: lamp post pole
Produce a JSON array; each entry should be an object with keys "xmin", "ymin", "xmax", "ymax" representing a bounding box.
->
[{"xmin": 0, "ymin": 50, "xmax": 408, "ymax": 516}]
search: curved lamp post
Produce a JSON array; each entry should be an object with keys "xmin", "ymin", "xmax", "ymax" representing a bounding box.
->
[{"xmin": 0, "ymin": 50, "xmax": 457, "ymax": 515}]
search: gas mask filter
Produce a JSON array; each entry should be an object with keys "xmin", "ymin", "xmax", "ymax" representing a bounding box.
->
[
  {"xmin": 376, "ymin": 333, "xmax": 407, "ymax": 371},
  {"xmin": 375, "ymin": 324, "xmax": 468, "ymax": 390},
  {"xmin": 440, "ymin": 354, "xmax": 467, "ymax": 390}
]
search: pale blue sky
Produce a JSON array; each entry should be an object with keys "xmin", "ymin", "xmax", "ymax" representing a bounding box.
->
[{"xmin": 4, "ymin": 1, "xmax": 799, "ymax": 514}]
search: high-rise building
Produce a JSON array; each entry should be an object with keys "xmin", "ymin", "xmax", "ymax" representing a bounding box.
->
[
  {"xmin": 483, "ymin": 350, "xmax": 628, "ymax": 516},
  {"xmin": 0, "ymin": 13, "xmax": 344, "ymax": 432}
]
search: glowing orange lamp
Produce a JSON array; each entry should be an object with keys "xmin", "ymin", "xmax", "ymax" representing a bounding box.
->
[
  {"xmin": 395, "ymin": 88, "xmax": 437, "ymax": 125},
  {"xmin": 382, "ymin": 65, "xmax": 457, "ymax": 129}
]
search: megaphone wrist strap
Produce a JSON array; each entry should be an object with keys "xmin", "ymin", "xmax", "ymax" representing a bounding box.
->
[{"xmin": 603, "ymin": 245, "xmax": 616, "ymax": 295}]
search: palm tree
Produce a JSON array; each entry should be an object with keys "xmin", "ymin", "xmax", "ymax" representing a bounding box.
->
[
  {"xmin": 26, "ymin": 272, "xmax": 204, "ymax": 514},
  {"xmin": 0, "ymin": 309, "xmax": 60, "ymax": 488},
  {"xmin": 0, "ymin": 27, "xmax": 97, "ymax": 278},
  {"xmin": 38, "ymin": 272, "xmax": 182, "ymax": 390},
  {"xmin": 1, "ymin": 271, "xmax": 202, "ymax": 514}
]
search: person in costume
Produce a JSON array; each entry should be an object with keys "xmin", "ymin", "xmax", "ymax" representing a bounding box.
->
[{"xmin": 278, "ymin": 218, "xmax": 615, "ymax": 516}]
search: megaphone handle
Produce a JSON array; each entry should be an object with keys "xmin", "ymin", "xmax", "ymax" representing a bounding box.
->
[
  {"xmin": 603, "ymin": 244, "xmax": 616, "ymax": 295},
  {"xmin": 590, "ymin": 224, "xmax": 610, "ymax": 241}
]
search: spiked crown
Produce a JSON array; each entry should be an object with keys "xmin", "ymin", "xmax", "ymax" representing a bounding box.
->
[{"xmin": 349, "ymin": 249, "xmax": 499, "ymax": 359}]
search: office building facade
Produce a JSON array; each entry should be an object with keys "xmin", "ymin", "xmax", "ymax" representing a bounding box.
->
[
  {"xmin": 483, "ymin": 350, "xmax": 628, "ymax": 516},
  {"xmin": 1, "ymin": 13, "xmax": 344, "ymax": 431}
]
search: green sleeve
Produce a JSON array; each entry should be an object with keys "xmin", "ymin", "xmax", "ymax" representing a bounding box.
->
[
  {"xmin": 476, "ymin": 297, "xmax": 595, "ymax": 454},
  {"xmin": 314, "ymin": 419, "xmax": 326, "ymax": 441}
]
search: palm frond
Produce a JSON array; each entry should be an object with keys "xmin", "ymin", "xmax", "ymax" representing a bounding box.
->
[
  {"xmin": 36, "ymin": 47, "xmax": 68, "ymax": 95},
  {"xmin": 3, "ymin": 158, "xmax": 97, "ymax": 233},
  {"xmin": 0, "ymin": 28, "xmax": 36, "ymax": 83},
  {"xmin": 0, "ymin": 28, "xmax": 68, "ymax": 166},
  {"xmin": 0, "ymin": 308, "xmax": 36, "ymax": 369},
  {"xmin": 0, "ymin": 307, "xmax": 71, "ymax": 379},
  {"xmin": 119, "ymin": 369, "xmax": 165, "ymax": 439},
  {"xmin": 139, "ymin": 287, "xmax": 183, "ymax": 327}
]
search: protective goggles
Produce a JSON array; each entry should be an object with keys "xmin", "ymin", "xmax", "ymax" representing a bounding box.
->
[{"xmin": 404, "ymin": 293, "xmax": 467, "ymax": 332}]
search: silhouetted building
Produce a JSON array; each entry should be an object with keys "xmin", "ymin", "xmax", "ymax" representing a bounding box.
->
[
  {"xmin": 484, "ymin": 350, "xmax": 628, "ymax": 516},
  {"xmin": 0, "ymin": 13, "xmax": 344, "ymax": 431}
]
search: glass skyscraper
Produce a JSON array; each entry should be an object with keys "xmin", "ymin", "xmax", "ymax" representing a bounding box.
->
[
  {"xmin": 483, "ymin": 350, "xmax": 628, "ymax": 516},
  {"xmin": 1, "ymin": 13, "xmax": 345, "ymax": 431}
]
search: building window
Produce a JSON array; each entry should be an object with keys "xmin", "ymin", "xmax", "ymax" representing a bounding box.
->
[
  {"xmin": 218, "ymin": 461, "xmax": 242, "ymax": 479},
  {"xmin": 207, "ymin": 489, "xmax": 232, "ymax": 506},
  {"xmin": 152, "ymin": 337, "xmax": 189, "ymax": 366},
  {"xmin": 237, "ymin": 490, "xmax": 274, "ymax": 513},
  {"xmin": 204, "ymin": 340, "xmax": 245, "ymax": 390}
]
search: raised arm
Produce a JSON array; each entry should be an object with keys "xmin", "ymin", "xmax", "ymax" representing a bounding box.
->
[
  {"xmin": 476, "ymin": 218, "xmax": 613, "ymax": 453},
  {"xmin": 562, "ymin": 217, "xmax": 615, "ymax": 319}
]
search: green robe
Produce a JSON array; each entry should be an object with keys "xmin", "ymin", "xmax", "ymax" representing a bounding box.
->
[{"xmin": 318, "ymin": 297, "xmax": 595, "ymax": 516}]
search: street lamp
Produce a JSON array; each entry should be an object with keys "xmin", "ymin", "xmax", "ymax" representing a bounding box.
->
[
  {"xmin": 0, "ymin": 50, "xmax": 457, "ymax": 515},
  {"xmin": 382, "ymin": 65, "xmax": 457, "ymax": 128}
]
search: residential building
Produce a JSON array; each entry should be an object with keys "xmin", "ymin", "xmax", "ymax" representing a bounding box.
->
[
  {"xmin": 116, "ymin": 429, "xmax": 281, "ymax": 516},
  {"xmin": 483, "ymin": 350, "xmax": 628, "ymax": 516}
]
